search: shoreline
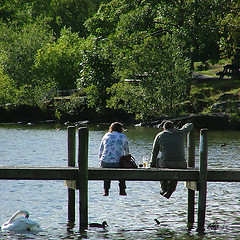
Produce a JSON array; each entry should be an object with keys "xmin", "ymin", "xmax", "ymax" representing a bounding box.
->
[{"xmin": 1, "ymin": 112, "xmax": 240, "ymax": 130}]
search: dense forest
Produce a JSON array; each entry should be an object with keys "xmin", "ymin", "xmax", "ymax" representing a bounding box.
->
[{"xmin": 0, "ymin": 0, "xmax": 239, "ymax": 122}]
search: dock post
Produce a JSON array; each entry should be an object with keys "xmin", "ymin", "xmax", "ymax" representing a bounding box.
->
[
  {"xmin": 197, "ymin": 128, "xmax": 208, "ymax": 233},
  {"xmin": 78, "ymin": 127, "xmax": 89, "ymax": 230},
  {"xmin": 67, "ymin": 126, "xmax": 76, "ymax": 226},
  {"xmin": 187, "ymin": 129, "xmax": 195, "ymax": 229}
]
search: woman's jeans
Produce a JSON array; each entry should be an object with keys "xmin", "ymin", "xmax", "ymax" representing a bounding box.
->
[{"xmin": 101, "ymin": 161, "xmax": 126, "ymax": 191}]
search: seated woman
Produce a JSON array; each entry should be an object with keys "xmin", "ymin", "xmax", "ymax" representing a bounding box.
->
[{"xmin": 99, "ymin": 122, "xmax": 130, "ymax": 196}]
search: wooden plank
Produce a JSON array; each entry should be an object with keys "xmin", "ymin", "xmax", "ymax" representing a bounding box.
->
[
  {"xmin": 88, "ymin": 168, "xmax": 199, "ymax": 181},
  {"xmin": 207, "ymin": 169, "xmax": 240, "ymax": 181},
  {"xmin": 0, "ymin": 167, "xmax": 78, "ymax": 180},
  {"xmin": 0, "ymin": 167, "xmax": 240, "ymax": 181}
]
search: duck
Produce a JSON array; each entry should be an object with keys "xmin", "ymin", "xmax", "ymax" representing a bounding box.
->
[
  {"xmin": 207, "ymin": 219, "xmax": 219, "ymax": 230},
  {"xmin": 1, "ymin": 210, "xmax": 42, "ymax": 233},
  {"xmin": 154, "ymin": 218, "xmax": 160, "ymax": 225},
  {"xmin": 89, "ymin": 221, "xmax": 108, "ymax": 229}
]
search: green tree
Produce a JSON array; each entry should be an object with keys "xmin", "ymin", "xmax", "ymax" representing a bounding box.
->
[
  {"xmin": 108, "ymin": 3, "xmax": 158, "ymax": 75},
  {"xmin": 107, "ymin": 33, "xmax": 191, "ymax": 119},
  {"xmin": 0, "ymin": 0, "xmax": 35, "ymax": 25},
  {"xmin": 156, "ymin": 0, "xmax": 230, "ymax": 68},
  {"xmin": 49, "ymin": 0, "xmax": 101, "ymax": 36},
  {"xmin": 0, "ymin": 0, "xmax": 102, "ymax": 36},
  {"xmin": 85, "ymin": 1, "xmax": 191, "ymax": 118},
  {"xmin": 77, "ymin": 37, "xmax": 118, "ymax": 111},
  {"xmin": 0, "ymin": 20, "xmax": 54, "ymax": 88},
  {"xmin": 0, "ymin": 66, "xmax": 17, "ymax": 105},
  {"xmin": 85, "ymin": 0, "xmax": 138, "ymax": 38},
  {"xmin": 34, "ymin": 27, "xmax": 83, "ymax": 90},
  {"xmin": 219, "ymin": 0, "xmax": 240, "ymax": 70}
]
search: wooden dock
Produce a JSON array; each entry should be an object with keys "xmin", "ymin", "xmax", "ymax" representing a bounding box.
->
[{"xmin": 1, "ymin": 127, "xmax": 240, "ymax": 234}]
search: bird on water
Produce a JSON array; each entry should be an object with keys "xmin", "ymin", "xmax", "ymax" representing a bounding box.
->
[
  {"xmin": 89, "ymin": 221, "xmax": 108, "ymax": 229},
  {"xmin": 154, "ymin": 218, "xmax": 160, "ymax": 225},
  {"xmin": 1, "ymin": 210, "xmax": 42, "ymax": 233}
]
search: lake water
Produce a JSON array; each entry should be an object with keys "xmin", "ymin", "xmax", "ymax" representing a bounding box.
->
[{"xmin": 0, "ymin": 123, "xmax": 239, "ymax": 239}]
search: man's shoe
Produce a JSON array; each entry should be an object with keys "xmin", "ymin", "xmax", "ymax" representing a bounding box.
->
[
  {"xmin": 119, "ymin": 190, "xmax": 127, "ymax": 196},
  {"xmin": 103, "ymin": 189, "xmax": 109, "ymax": 196},
  {"xmin": 160, "ymin": 190, "xmax": 167, "ymax": 196},
  {"xmin": 163, "ymin": 191, "xmax": 173, "ymax": 199}
]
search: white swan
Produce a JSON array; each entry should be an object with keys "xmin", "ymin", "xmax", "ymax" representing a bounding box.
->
[{"xmin": 1, "ymin": 210, "xmax": 42, "ymax": 233}]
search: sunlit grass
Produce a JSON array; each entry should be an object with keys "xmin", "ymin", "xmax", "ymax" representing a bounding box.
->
[
  {"xmin": 190, "ymin": 60, "xmax": 240, "ymax": 113},
  {"xmin": 194, "ymin": 60, "xmax": 230, "ymax": 77}
]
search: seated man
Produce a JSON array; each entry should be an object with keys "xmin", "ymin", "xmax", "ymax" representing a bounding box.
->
[{"xmin": 150, "ymin": 121, "xmax": 193, "ymax": 199}]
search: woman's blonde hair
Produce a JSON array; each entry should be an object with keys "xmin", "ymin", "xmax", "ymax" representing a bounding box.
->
[{"xmin": 109, "ymin": 122, "xmax": 123, "ymax": 133}]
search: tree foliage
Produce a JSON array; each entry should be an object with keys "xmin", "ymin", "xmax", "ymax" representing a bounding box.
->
[
  {"xmin": 219, "ymin": 1, "xmax": 240, "ymax": 66},
  {"xmin": 85, "ymin": 0, "xmax": 138, "ymax": 38},
  {"xmin": 156, "ymin": 0, "xmax": 230, "ymax": 66},
  {"xmin": 0, "ymin": 66, "xmax": 17, "ymax": 105},
  {"xmin": 49, "ymin": 0, "xmax": 101, "ymax": 37},
  {"xmin": 0, "ymin": 0, "xmax": 239, "ymax": 119},
  {"xmin": 77, "ymin": 37, "xmax": 118, "ymax": 111},
  {"xmin": 107, "ymin": 33, "xmax": 191, "ymax": 118},
  {"xmin": 0, "ymin": 20, "xmax": 54, "ymax": 87},
  {"xmin": 34, "ymin": 27, "xmax": 83, "ymax": 90}
]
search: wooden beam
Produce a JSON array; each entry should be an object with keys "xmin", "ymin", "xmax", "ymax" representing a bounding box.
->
[
  {"xmin": 207, "ymin": 169, "xmax": 240, "ymax": 181},
  {"xmin": 0, "ymin": 167, "xmax": 78, "ymax": 180},
  {"xmin": 88, "ymin": 168, "xmax": 199, "ymax": 181},
  {"xmin": 0, "ymin": 167, "xmax": 239, "ymax": 181}
]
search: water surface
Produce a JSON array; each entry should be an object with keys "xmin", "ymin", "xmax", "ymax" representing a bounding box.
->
[{"xmin": 0, "ymin": 123, "xmax": 239, "ymax": 239}]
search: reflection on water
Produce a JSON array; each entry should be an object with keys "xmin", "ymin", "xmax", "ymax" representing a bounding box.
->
[{"xmin": 0, "ymin": 123, "xmax": 239, "ymax": 239}]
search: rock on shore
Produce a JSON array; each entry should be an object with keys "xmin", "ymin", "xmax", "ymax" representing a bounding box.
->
[{"xmin": 138, "ymin": 113, "xmax": 240, "ymax": 130}]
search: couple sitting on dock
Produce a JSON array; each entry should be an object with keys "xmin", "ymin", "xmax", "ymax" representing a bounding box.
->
[{"xmin": 99, "ymin": 121, "xmax": 193, "ymax": 198}]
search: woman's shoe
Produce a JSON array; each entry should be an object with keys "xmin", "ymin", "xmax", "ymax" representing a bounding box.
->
[{"xmin": 103, "ymin": 189, "xmax": 109, "ymax": 196}]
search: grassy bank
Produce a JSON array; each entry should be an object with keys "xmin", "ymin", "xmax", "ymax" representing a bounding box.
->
[{"xmin": 191, "ymin": 61, "xmax": 240, "ymax": 114}]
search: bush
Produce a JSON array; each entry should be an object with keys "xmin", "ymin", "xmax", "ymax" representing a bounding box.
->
[
  {"xmin": 0, "ymin": 67, "xmax": 17, "ymax": 105},
  {"xmin": 34, "ymin": 27, "xmax": 83, "ymax": 90}
]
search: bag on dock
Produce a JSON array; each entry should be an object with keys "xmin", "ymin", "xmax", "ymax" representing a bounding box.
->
[{"xmin": 120, "ymin": 154, "xmax": 138, "ymax": 168}]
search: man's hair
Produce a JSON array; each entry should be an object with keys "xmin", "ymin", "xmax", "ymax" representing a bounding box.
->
[
  {"xmin": 109, "ymin": 122, "xmax": 123, "ymax": 133},
  {"xmin": 163, "ymin": 121, "xmax": 174, "ymax": 130}
]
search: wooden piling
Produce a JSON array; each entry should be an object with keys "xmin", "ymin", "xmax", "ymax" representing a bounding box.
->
[
  {"xmin": 67, "ymin": 126, "xmax": 76, "ymax": 226},
  {"xmin": 187, "ymin": 129, "xmax": 195, "ymax": 229},
  {"xmin": 197, "ymin": 128, "xmax": 208, "ymax": 233},
  {"xmin": 78, "ymin": 127, "xmax": 89, "ymax": 230}
]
